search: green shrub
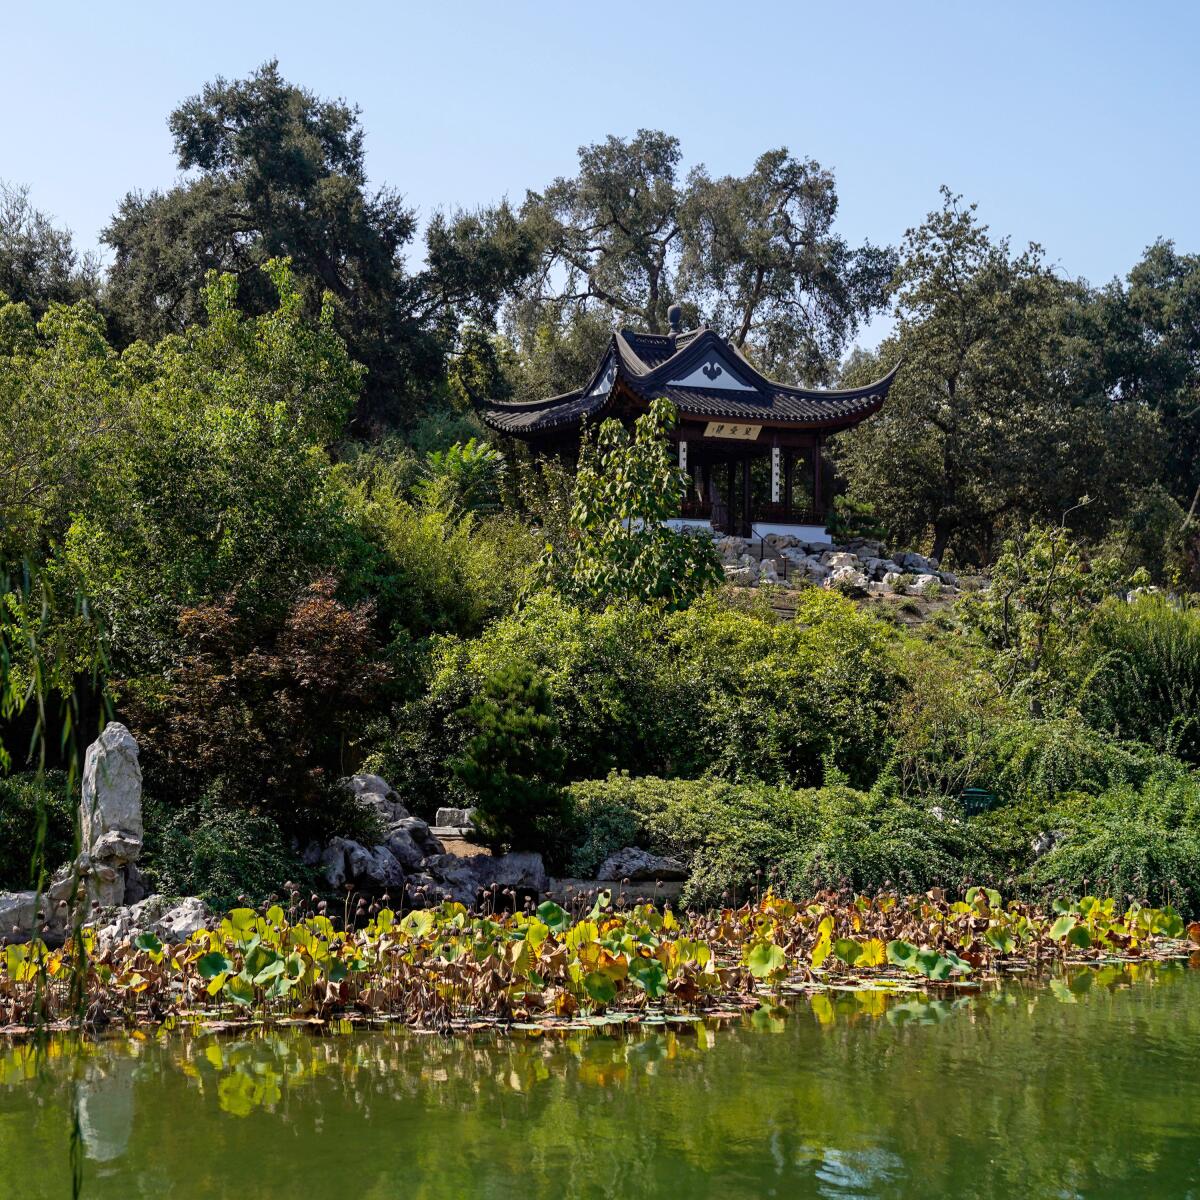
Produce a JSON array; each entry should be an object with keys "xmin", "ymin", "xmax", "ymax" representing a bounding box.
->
[
  {"xmin": 566, "ymin": 773, "xmax": 820, "ymax": 907},
  {"xmin": 960, "ymin": 522, "xmax": 1124, "ymax": 705},
  {"xmin": 453, "ymin": 662, "xmax": 569, "ymax": 857},
  {"xmin": 565, "ymin": 774, "xmax": 1000, "ymax": 909},
  {"xmin": 1079, "ymin": 595, "xmax": 1200, "ymax": 764},
  {"xmin": 415, "ymin": 438, "xmax": 504, "ymax": 515},
  {"xmin": 0, "ymin": 771, "xmax": 73, "ymax": 890},
  {"xmin": 370, "ymin": 588, "xmax": 906, "ymax": 818},
  {"xmin": 564, "ymin": 789, "xmax": 640, "ymax": 878},
  {"xmin": 882, "ymin": 636, "xmax": 1009, "ymax": 798},
  {"xmin": 141, "ymin": 788, "xmax": 310, "ymax": 909},
  {"xmin": 540, "ymin": 398, "xmax": 723, "ymax": 611},
  {"xmin": 367, "ymin": 598, "xmax": 677, "ymax": 817},
  {"xmin": 1025, "ymin": 772, "xmax": 1200, "ymax": 913},
  {"xmin": 797, "ymin": 788, "xmax": 986, "ymax": 898},
  {"xmin": 334, "ymin": 463, "xmax": 536, "ymax": 641},
  {"xmin": 824, "ymin": 495, "xmax": 886, "ymax": 543},
  {"xmin": 981, "ymin": 715, "xmax": 1173, "ymax": 804},
  {"xmin": 565, "ymin": 767, "xmax": 1200, "ymax": 913}
]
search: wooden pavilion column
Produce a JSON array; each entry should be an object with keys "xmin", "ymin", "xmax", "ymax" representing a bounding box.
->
[
  {"xmin": 727, "ymin": 461, "xmax": 735, "ymax": 532},
  {"xmin": 741, "ymin": 457, "xmax": 752, "ymax": 538},
  {"xmin": 783, "ymin": 448, "xmax": 794, "ymax": 520},
  {"xmin": 813, "ymin": 435, "xmax": 823, "ymax": 520}
]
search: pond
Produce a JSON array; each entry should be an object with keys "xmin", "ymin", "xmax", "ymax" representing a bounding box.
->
[{"xmin": 2, "ymin": 965, "xmax": 1199, "ymax": 1199}]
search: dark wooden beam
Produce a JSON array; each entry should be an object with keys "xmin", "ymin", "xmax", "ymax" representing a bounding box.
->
[
  {"xmin": 741, "ymin": 457, "xmax": 752, "ymax": 538},
  {"xmin": 813, "ymin": 435, "xmax": 823, "ymax": 518}
]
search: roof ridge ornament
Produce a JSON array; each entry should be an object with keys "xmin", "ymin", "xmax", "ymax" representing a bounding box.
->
[{"xmin": 667, "ymin": 302, "xmax": 682, "ymax": 336}]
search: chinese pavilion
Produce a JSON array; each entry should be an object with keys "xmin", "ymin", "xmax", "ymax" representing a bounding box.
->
[{"xmin": 477, "ymin": 305, "xmax": 898, "ymax": 540}]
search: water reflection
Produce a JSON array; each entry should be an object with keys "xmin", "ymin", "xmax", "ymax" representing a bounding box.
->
[
  {"xmin": 1, "ymin": 963, "xmax": 1198, "ymax": 1199},
  {"xmin": 77, "ymin": 1056, "xmax": 135, "ymax": 1162}
]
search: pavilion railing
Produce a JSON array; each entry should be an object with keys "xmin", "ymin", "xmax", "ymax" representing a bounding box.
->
[{"xmin": 678, "ymin": 499, "xmax": 825, "ymax": 528}]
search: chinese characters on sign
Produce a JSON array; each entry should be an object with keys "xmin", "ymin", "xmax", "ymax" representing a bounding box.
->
[{"xmin": 703, "ymin": 422, "xmax": 761, "ymax": 441}]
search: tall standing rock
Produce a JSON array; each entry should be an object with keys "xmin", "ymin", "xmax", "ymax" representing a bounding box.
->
[
  {"xmin": 79, "ymin": 722, "xmax": 144, "ymax": 908},
  {"xmin": 0, "ymin": 722, "xmax": 147, "ymax": 943}
]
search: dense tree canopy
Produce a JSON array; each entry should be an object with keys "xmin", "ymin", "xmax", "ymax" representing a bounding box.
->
[
  {"xmin": 103, "ymin": 61, "xmax": 537, "ymax": 430},
  {"xmin": 516, "ymin": 131, "xmax": 894, "ymax": 383},
  {"xmin": 679, "ymin": 149, "xmax": 896, "ymax": 379},
  {"xmin": 832, "ymin": 190, "xmax": 1160, "ymax": 563},
  {"xmin": 1084, "ymin": 239, "xmax": 1200, "ymax": 516},
  {"xmin": 3, "ymin": 260, "xmax": 361, "ymax": 666},
  {"xmin": 0, "ymin": 181, "xmax": 99, "ymax": 316}
]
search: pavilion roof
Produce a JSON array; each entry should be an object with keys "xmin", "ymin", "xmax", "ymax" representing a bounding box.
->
[{"xmin": 477, "ymin": 325, "xmax": 898, "ymax": 438}]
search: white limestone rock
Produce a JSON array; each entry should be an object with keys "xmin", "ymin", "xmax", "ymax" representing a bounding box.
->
[
  {"xmin": 156, "ymin": 896, "xmax": 210, "ymax": 941},
  {"xmin": 825, "ymin": 551, "xmax": 860, "ymax": 570},
  {"xmin": 827, "ymin": 566, "xmax": 869, "ymax": 594},
  {"xmin": 81, "ymin": 723, "xmax": 143, "ymax": 855},
  {"xmin": 78, "ymin": 722, "xmax": 146, "ymax": 910},
  {"xmin": 88, "ymin": 894, "xmax": 211, "ymax": 953}
]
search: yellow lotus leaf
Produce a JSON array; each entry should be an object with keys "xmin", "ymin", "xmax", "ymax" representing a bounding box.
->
[{"xmin": 859, "ymin": 938, "xmax": 887, "ymax": 968}]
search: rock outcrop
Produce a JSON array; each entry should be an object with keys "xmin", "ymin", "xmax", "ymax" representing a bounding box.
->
[
  {"xmin": 713, "ymin": 531, "xmax": 963, "ymax": 595},
  {"xmin": 343, "ymin": 773, "xmax": 410, "ymax": 825},
  {"xmin": 418, "ymin": 851, "xmax": 550, "ymax": 907},
  {"xmin": 312, "ymin": 788, "xmax": 548, "ymax": 907},
  {"xmin": 0, "ymin": 893, "xmax": 38, "ymax": 944},
  {"xmin": 596, "ymin": 847, "xmax": 688, "ymax": 883},
  {"xmin": 309, "ymin": 775, "xmax": 458, "ymax": 894},
  {"xmin": 384, "ymin": 817, "xmax": 441, "ymax": 870},
  {"xmin": 89, "ymin": 895, "xmax": 211, "ymax": 954}
]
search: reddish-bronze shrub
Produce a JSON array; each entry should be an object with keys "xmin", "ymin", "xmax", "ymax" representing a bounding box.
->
[{"xmin": 125, "ymin": 577, "xmax": 391, "ymax": 834}]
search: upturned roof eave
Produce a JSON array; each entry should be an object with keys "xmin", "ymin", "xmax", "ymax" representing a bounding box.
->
[{"xmin": 474, "ymin": 324, "xmax": 900, "ymax": 436}]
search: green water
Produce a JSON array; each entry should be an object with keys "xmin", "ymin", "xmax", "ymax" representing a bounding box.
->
[{"xmin": 2, "ymin": 966, "xmax": 1199, "ymax": 1199}]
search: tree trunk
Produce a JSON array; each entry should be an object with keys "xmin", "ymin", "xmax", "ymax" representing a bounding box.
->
[{"xmin": 932, "ymin": 521, "xmax": 953, "ymax": 561}]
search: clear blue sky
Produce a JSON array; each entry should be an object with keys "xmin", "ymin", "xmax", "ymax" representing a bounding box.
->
[{"xmin": 4, "ymin": 0, "xmax": 1199, "ymax": 326}]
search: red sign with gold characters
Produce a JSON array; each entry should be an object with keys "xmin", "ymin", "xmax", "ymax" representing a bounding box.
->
[{"xmin": 703, "ymin": 421, "xmax": 761, "ymax": 441}]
